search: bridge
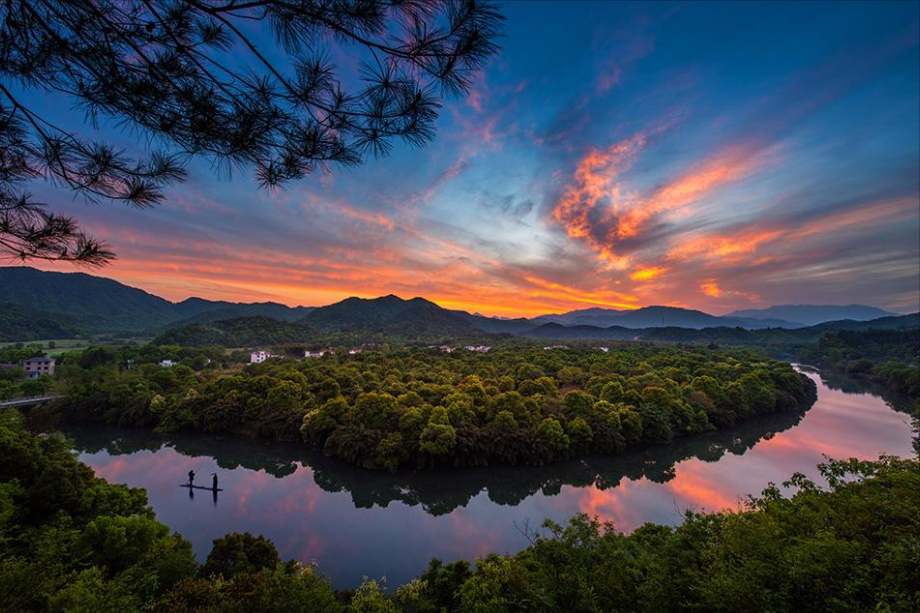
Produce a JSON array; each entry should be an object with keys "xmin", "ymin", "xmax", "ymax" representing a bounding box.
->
[{"xmin": 0, "ymin": 395, "xmax": 64, "ymax": 408}]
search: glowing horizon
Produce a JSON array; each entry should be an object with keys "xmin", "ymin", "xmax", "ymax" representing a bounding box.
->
[{"xmin": 7, "ymin": 2, "xmax": 919, "ymax": 318}]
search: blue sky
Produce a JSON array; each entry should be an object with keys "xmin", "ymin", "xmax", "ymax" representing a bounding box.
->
[{"xmin": 16, "ymin": 1, "xmax": 920, "ymax": 315}]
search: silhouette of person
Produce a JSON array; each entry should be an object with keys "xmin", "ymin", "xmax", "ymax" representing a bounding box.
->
[
  {"xmin": 188, "ymin": 470, "xmax": 195, "ymax": 487},
  {"xmin": 211, "ymin": 473, "xmax": 218, "ymax": 491}
]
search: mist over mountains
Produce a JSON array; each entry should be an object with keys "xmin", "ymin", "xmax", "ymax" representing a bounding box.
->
[{"xmin": 0, "ymin": 267, "xmax": 910, "ymax": 343}]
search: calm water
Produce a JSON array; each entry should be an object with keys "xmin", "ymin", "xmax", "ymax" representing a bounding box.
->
[{"xmin": 66, "ymin": 370, "xmax": 915, "ymax": 588}]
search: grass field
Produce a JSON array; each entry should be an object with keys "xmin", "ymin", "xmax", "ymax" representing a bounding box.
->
[{"xmin": 0, "ymin": 338, "xmax": 93, "ymax": 356}]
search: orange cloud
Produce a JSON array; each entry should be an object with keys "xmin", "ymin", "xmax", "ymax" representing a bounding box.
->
[
  {"xmin": 553, "ymin": 137, "xmax": 767, "ymax": 266},
  {"xmin": 667, "ymin": 196, "xmax": 918, "ymax": 268},
  {"xmin": 629, "ymin": 266, "xmax": 668, "ymax": 281},
  {"xmin": 700, "ymin": 279, "xmax": 721, "ymax": 297},
  {"xmin": 552, "ymin": 133, "xmax": 647, "ymax": 245}
]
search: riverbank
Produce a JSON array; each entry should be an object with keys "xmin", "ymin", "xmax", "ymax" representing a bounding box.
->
[{"xmin": 63, "ymin": 369, "xmax": 913, "ymax": 588}]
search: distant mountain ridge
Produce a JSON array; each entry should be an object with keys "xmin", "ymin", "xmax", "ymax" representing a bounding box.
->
[
  {"xmin": 0, "ymin": 267, "xmax": 913, "ymax": 342},
  {"xmin": 728, "ymin": 305, "xmax": 897, "ymax": 327},
  {"xmin": 529, "ymin": 305, "xmax": 793, "ymax": 330},
  {"xmin": 0, "ymin": 267, "xmax": 313, "ymax": 334}
]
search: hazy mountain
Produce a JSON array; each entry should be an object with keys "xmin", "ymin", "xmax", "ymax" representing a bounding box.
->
[
  {"xmin": 521, "ymin": 313, "xmax": 919, "ymax": 344},
  {"xmin": 521, "ymin": 306, "xmax": 795, "ymax": 330},
  {"xmin": 728, "ymin": 305, "xmax": 898, "ymax": 326},
  {"xmin": 530, "ymin": 307, "xmax": 626, "ymax": 326},
  {"xmin": 460, "ymin": 313, "xmax": 536, "ymax": 335}
]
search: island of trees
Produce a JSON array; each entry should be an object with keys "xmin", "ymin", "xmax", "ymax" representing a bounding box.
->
[
  {"xmin": 39, "ymin": 344, "xmax": 819, "ymax": 470},
  {"xmin": 1, "ymin": 409, "xmax": 916, "ymax": 612}
]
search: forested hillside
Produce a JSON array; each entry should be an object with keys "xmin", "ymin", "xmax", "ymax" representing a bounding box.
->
[
  {"xmin": 0, "ymin": 304, "xmax": 80, "ymax": 341},
  {"xmin": 153, "ymin": 317, "xmax": 315, "ymax": 347}
]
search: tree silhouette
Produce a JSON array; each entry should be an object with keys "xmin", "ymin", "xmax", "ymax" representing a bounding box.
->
[{"xmin": 0, "ymin": 0, "xmax": 503, "ymax": 264}]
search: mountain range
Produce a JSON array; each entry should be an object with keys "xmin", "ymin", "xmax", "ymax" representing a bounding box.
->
[{"xmin": 0, "ymin": 266, "xmax": 911, "ymax": 343}]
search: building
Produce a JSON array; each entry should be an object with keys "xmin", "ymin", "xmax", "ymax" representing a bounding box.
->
[
  {"xmin": 464, "ymin": 345, "xmax": 491, "ymax": 353},
  {"xmin": 159, "ymin": 359, "xmax": 176, "ymax": 368},
  {"xmin": 439, "ymin": 345, "xmax": 455, "ymax": 353},
  {"xmin": 348, "ymin": 348, "xmax": 363, "ymax": 355},
  {"xmin": 599, "ymin": 347, "xmax": 610, "ymax": 353},
  {"xmin": 250, "ymin": 351, "xmax": 271, "ymax": 364},
  {"xmin": 23, "ymin": 357, "xmax": 55, "ymax": 379},
  {"xmin": 304, "ymin": 349, "xmax": 331, "ymax": 358}
]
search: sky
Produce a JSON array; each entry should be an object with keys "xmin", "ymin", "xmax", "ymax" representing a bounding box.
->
[{"xmin": 12, "ymin": 1, "xmax": 920, "ymax": 317}]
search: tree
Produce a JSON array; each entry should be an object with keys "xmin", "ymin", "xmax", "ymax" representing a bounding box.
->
[
  {"xmin": 201, "ymin": 532, "xmax": 280, "ymax": 578},
  {"xmin": 419, "ymin": 406, "xmax": 456, "ymax": 457},
  {"xmin": 0, "ymin": 0, "xmax": 504, "ymax": 264},
  {"xmin": 538, "ymin": 416, "xmax": 569, "ymax": 455}
]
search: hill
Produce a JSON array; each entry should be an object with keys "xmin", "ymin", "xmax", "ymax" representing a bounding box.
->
[
  {"xmin": 728, "ymin": 304, "xmax": 897, "ymax": 326},
  {"xmin": 0, "ymin": 303, "xmax": 82, "ymax": 341},
  {"xmin": 153, "ymin": 316, "xmax": 315, "ymax": 347},
  {"xmin": 302, "ymin": 295, "xmax": 481, "ymax": 340},
  {"xmin": 166, "ymin": 301, "xmax": 315, "ymax": 327},
  {"xmin": 0, "ymin": 267, "xmax": 177, "ymax": 332},
  {"xmin": 0, "ymin": 267, "xmax": 312, "ymax": 334}
]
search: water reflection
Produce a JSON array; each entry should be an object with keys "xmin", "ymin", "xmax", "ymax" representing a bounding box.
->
[{"xmin": 66, "ymin": 371, "xmax": 914, "ymax": 588}]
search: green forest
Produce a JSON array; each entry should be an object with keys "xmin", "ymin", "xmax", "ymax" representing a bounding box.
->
[
  {"xmin": 1, "ymin": 411, "xmax": 917, "ymax": 612},
  {"xmin": 796, "ymin": 329, "xmax": 920, "ymax": 399},
  {"xmin": 46, "ymin": 345, "xmax": 817, "ymax": 470}
]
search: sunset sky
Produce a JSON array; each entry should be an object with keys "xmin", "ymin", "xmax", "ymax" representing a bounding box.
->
[{"xmin": 16, "ymin": 1, "xmax": 920, "ymax": 317}]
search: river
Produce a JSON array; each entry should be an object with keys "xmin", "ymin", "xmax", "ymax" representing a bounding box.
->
[{"xmin": 65, "ymin": 369, "xmax": 915, "ymax": 588}]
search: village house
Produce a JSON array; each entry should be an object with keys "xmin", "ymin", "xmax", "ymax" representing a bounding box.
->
[
  {"xmin": 439, "ymin": 345, "xmax": 455, "ymax": 353},
  {"xmin": 22, "ymin": 357, "xmax": 55, "ymax": 379},
  {"xmin": 348, "ymin": 348, "xmax": 363, "ymax": 355},
  {"xmin": 464, "ymin": 345, "xmax": 491, "ymax": 353},
  {"xmin": 250, "ymin": 351, "xmax": 271, "ymax": 364},
  {"xmin": 159, "ymin": 359, "xmax": 176, "ymax": 368},
  {"xmin": 304, "ymin": 349, "xmax": 332, "ymax": 358}
]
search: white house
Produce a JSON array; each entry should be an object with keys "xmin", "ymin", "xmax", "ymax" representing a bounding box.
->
[
  {"xmin": 464, "ymin": 345, "xmax": 491, "ymax": 353},
  {"xmin": 159, "ymin": 359, "xmax": 176, "ymax": 368},
  {"xmin": 250, "ymin": 351, "xmax": 271, "ymax": 364},
  {"xmin": 348, "ymin": 348, "xmax": 363, "ymax": 355},
  {"xmin": 439, "ymin": 345, "xmax": 455, "ymax": 353},
  {"xmin": 304, "ymin": 349, "xmax": 331, "ymax": 358}
]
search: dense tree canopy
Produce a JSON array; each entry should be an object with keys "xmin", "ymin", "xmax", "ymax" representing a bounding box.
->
[
  {"xmin": 52, "ymin": 344, "xmax": 817, "ymax": 470},
  {"xmin": 0, "ymin": 0, "xmax": 503, "ymax": 264}
]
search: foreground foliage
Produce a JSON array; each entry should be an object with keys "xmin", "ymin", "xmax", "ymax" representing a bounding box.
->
[
  {"xmin": 0, "ymin": 413, "xmax": 917, "ymax": 612},
  {"xmin": 55, "ymin": 345, "xmax": 816, "ymax": 470}
]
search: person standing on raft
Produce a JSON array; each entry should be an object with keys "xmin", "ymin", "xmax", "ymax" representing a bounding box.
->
[
  {"xmin": 211, "ymin": 473, "xmax": 218, "ymax": 491},
  {"xmin": 188, "ymin": 470, "xmax": 195, "ymax": 487}
]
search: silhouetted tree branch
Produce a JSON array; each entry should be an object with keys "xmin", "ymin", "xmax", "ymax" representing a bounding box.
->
[{"xmin": 0, "ymin": 0, "xmax": 504, "ymax": 264}]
